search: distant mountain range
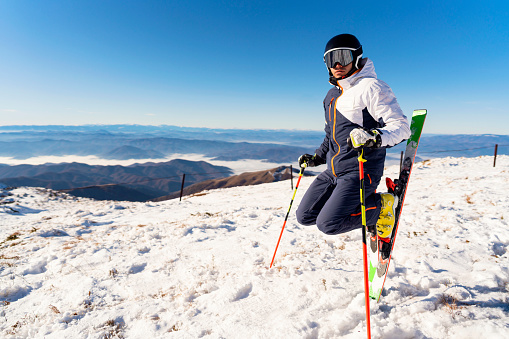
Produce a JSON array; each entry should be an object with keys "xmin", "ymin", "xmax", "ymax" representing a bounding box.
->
[
  {"xmin": 0, "ymin": 160, "xmax": 233, "ymax": 202},
  {"xmin": 0, "ymin": 125, "xmax": 311, "ymax": 163},
  {"xmin": 0, "ymin": 125, "xmax": 507, "ymax": 202},
  {"xmin": 379, "ymin": 134, "xmax": 508, "ymax": 161},
  {"xmin": 0, "ymin": 124, "xmax": 324, "ymax": 148},
  {"xmin": 1, "ymin": 125, "xmax": 507, "ymax": 162},
  {"xmin": 417, "ymin": 134, "xmax": 507, "ymax": 158},
  {"xmin": 102, "ymin": 145, "xmax": 166, "ymax": 160}
]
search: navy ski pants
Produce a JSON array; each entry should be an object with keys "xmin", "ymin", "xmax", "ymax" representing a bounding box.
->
[{"xmin": 296, "ymin": 170, "xmax": 382, "ymax": 235}]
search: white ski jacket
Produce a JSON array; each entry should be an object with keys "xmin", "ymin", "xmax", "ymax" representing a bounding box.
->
[{"xmin": 315, "ymin": 58, "xmax": 410, "ymax": 177}]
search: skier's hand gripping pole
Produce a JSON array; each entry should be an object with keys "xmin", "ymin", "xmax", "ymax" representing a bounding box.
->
[
  {"xmin": 269, "ymin": 163, "xmax": 306, "ymax": 268},
  {"xmin": 348, "ymin": 128, "xmax": 382, "ymax": 152},
  {"xmin": 358, "ymin": 149, "xmax": 372, "ymax": 339}
]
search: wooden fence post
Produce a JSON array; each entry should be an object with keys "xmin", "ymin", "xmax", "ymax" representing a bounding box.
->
[
  {"xmin": 179, "ymin": 174, "xmax": 186, "ymax": 201},
  {"xmin": 494, "ymin": 144, "xmax": 498, "ymax": 167},
  {"xmin": 290, "ymin": 165, "xmax": 294, "ymax": 190}
]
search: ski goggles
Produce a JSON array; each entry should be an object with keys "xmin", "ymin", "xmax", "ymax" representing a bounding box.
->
[{"xmin": 323, "ymin": 49, "xmax": 354, "ymax": 68}]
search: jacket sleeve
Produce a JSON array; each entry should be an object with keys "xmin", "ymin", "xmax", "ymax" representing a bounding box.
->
[{"xmin": 364, "ymin": 80, "xmax": 411, "ymax": 147}]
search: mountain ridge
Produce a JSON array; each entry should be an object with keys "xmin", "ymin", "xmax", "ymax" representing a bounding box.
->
[
  {"xmin": 0, "ymin": 159, "xmax": 233, "ymax": 202},
  {"xmin": 151, "ymin": 166, "xmax": 311, "ymax": 201},
  {"xmin": 1, "ymin": 125, "xmax": 507, "ymax": 163}
]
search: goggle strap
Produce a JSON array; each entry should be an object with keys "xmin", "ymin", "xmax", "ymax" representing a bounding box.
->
[{"xmin": 323, "ymin": 47, "xmax": 357, "ymax": 57}]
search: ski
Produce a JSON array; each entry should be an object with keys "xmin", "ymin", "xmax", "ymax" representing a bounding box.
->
[{"xmin": 368, "ymin": 109, "xmax": 427, "ymax": 301}]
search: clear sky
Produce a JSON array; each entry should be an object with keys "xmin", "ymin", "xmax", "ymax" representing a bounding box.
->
[{"xmin": 1, "ymin": 0, "xmax": 508, "ymax": 134}]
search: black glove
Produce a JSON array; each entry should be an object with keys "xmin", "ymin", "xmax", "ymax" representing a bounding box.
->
[
  {"xmin": 347, "ymin": 128, "xmax": 382, "ymax": 151},
  {"xmin": 298, "ymin": 153, "xmax": 325, "ymax": 168}
]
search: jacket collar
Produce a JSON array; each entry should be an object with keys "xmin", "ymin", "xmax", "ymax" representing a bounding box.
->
[{"xmin": 333, "ymin": 58, "xmax": 377, "ymax": 91}]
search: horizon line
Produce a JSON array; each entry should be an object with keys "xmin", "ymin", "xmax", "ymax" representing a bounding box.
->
[{"xmin": 1, "ymin": 124, "xmax": 509, "ymax": 136}]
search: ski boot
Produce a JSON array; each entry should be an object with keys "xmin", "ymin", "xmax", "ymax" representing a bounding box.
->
[{"xmin": 376, "ymin": 193, "xmax": 398, "ymax": 239}]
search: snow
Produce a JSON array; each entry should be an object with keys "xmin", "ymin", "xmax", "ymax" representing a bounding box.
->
[{"xmin": 1, "ymin": 155, "xmax": 509, "ymax": 338}]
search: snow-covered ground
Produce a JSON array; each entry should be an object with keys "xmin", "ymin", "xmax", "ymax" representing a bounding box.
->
[{"xmin": 1, "ymin": 156, "xmax": 508, "ymax": 338}]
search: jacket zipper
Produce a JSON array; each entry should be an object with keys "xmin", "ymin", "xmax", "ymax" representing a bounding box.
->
[{"xmin": 330, "ymin": 85, "xmax": 343, "ymax": 177}]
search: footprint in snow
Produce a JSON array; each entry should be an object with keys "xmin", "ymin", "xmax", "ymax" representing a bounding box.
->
[
  {"xmin": 128, "ymin": 263, "xmax": 147, "ymax": 274},
  {"xmin": 0, "ymin": 285, "xmax": 33, "ymax": 303},
  {"xmin": 444, "ymin": 285, "xmax": 472, "ymax": 301},
  {"xmin": 232, "ymin": 283, "xmax": 253, "ymax": 301},
  {"xmin": 492, "ymin": 242, "xmax": 507, "ymax": 256},
  {"xmin": 38, "ymin": 229, "xmax": 69, "ymax": 237},
  {"xmin": 138, "ymin": 246, "xmax": 150, "ymax": 254},
  {"xmin": 22, "ymin": 260, "xmax": 48, "ymax": 275}
]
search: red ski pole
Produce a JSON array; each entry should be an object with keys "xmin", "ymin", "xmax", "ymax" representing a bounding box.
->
[
  {"xmin": 358, "ymin": 149, "xmax": 372, "ymax": 339},
  {"xmin": 270, "ymin": 164, "xmax": 306, "ymax": 268}
]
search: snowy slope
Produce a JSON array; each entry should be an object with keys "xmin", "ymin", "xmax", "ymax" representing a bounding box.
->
[{"xmin": 1, "ymin": 156, "xmax": 508, "ymax": 338}]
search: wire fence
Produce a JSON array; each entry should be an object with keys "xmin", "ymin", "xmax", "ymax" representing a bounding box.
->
[
  {"xmin": 58, "ymin": 170, "xmax": 236, "ymax": 192},
  {"xmin": 56, "ymin": 165, "xmax": 298, "ymax": 202},
  {"xmin": 418, "ymin": 144, "xmax": 509, "ymax": 154}
]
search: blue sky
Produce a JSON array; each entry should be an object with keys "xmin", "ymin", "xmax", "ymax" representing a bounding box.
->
[{"xmin": 1, "ymin": 0, "xmax": 508, "ymax": 134}]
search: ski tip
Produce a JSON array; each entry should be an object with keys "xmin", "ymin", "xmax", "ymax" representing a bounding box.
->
[{"xmin": 413, "ymin": 109, "xmax": 427, "ymax": 115}]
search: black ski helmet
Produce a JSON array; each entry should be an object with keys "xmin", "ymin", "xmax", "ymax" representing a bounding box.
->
[{"xmin": 324, "ymin": 34, "xmax": 363, "ymax": 78}]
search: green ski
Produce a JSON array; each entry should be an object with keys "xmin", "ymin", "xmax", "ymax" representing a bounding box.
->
[{"xmin": 367, "ymin": 109, "xmax": 427, "ymax": 301}]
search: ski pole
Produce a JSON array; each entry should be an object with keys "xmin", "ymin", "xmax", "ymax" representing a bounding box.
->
[
  {"xmin": 358, "ymin": 149, "xmax": 372, "ymax": 339},
  {"xmin": 269, "ymin": 164, "xmax": 306, "ymax": 268}
]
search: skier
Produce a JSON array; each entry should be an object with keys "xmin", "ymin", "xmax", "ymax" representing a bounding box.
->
[{"xmin": 296, "ymin": 33, "xmax": 411, "ymax": 240}]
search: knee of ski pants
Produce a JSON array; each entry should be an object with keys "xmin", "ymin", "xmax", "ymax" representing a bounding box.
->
[
  {"xmin": 316, "ymin": 217, "xmax": 353, "ymax": 235},
  {"xmin": 296, "ymin": 206, "xmax": 316, "ymax": 226},
  {"xmin": 295, "ymin": 171, "xmax": 334, "ymax": 226},
  {"xmin": 314, "ymin": 173, "xmax": 382, "ymax": 235}
]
